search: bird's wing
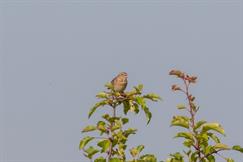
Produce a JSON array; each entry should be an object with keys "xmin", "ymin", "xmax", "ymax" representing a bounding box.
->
[{"xmin": 111, "ymin": 77, "xmax": 116, "ymax": 84}]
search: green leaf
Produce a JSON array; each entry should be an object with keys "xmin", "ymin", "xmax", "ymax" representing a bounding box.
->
[
  {"xmin": 105, "ymin": 82, "xmax": 113, "ymax": 90},
  {"xmin": 197, "ymin": 133, "xmax": 209, "ymax": 149},
  {"xmin": 189, "ymin": 152, "xmax": 197, "ymax": 162},
  {"xmin": 167, "ymin": 152, "xmax": 184, "ymax": 162},
  {"xmin": 84, "ymin": 146, "xmax": 99, "ymax": 159},
  {"xmin": 96, "ymin": 92, "xmax": 108, "ymax": 98},
  {"xmin": 97, "ymin": 121, "xmax": 107, "ymax": 133},
  {"xmin": 174, "ymin": 132, "xmax": 194, "ymax": 141},
  {"xmin": 129, "ymin": 100, "xmax": 139, "ymax": 114},
  {"xmin": 198, "ymin": 132, "xmax": 209, "ymax": 142},
  {"xmin": 207, "ymin": 133, "xmax": 220, "ymax": 143},
  {"xmin": 204, "ymin": 145, "xmax": 214, "ymax": 155},
  {"xmin": 136, "ymin": 96, "xmax": 146, "ymax": 108},
  {"xmin": 89, "ymin": 100, "xmax": 108, "ymax": 118},
  {"xmin": 143, "ymin": 93, "xmax": 161, "ymax": 101},
  {"xmin": 143, "ymin": 106, "xmax": 152, "ymax": 124},
  {"xmin": 130, "ymin": 145, "xmax": 145, "ymax": 158},
  {"xmin": 111, "ymin": 120, "xmax": 122, "ymax": 131},
  {"xmin": 176, "ymin": 104, "xmax": 186, "ymax": 110},
  {"xmin": 184, "ymin": 150, "xmax": 192, "ymax": 157},
  {"xmin": 136, "ymin": 96, "xmax": 152, "ymax": 124},
  {"xmin": 170, "ymin": 152, "xmax": 184, "ymax": 160},
  {"xmin": 139, "ymin": 154, "xmax": 157, "ymax": 162},
  {"xmin": 130, "ymin": 148, "xmax": 139, "ymax": 158},
  {"xmin": 121, "ymin": 118, "xmax": 129, "ymax": 125},
  {"xmin": 213, "ymin": 143, "xmax": 230, "ymax": 150},
  {"xmin": 109, "ymin": 117, "xmax": 121, "ymax": 123},
  {"xmin": 232, "ymin": 145, "xmax": 243, "ymax": 153},
  {"xmin": 126, "ymin": 89, "xmax": 138, "ymax": 96},
  {"xmin": 137, "ymin": 145, "xmax": 145, "ymax": 153},
  {"xmin": 79, "ymin": 136, "xmax": 95, "ymax": 150},
  {"xmin": 115, "ymin": 130, "xmax": 127, "ymax": 143},
  {"xmin": 183, "ymin": 139, "xmax": 194, "ymax": 148},
  {"xmin": 123, "ymin": 100, "xmax": 130, "ymax": 115},
  {"xmin": 118, "ymin": 143, "xmax": 126, "ymax": 158},
  {"xmin": 110, "ymin": 157, "xmax": 123, "ymax": 162},
  {"xmin": 134, "ymin": 84, "xmax": 143, "ymax": 93},
  {"xmin": 133, "ymin": 103, "xmax": 140, "ymax": 114},
  {"xmin": 206, "ymin": 155, "xmax": 215, "ymax": 162},
  {"xmin": 171, "ymin": 116, "xmax": 189, "ymax": 129},
  {"xmin": 94, "ymin": 157, "xmax": 106, "ymax": 162},
  {"xmin": 202, "ymin": 123, "xmax": 225, "ymax": 135},
  {"xmin": 194, "ymin": 120, "xmax": 207, "ymax": 130},
  {"xmin": 165, "ymin": 158, "xmax": 172, "ymax": 162},
  {"xmin": 138, "ymin": 84, "xmax": 144, "ymax": 91},
  {"xmin": 82, "ymin": 125, "xmax": 96, "ymax": 133},
  {"xmin": 102, "ymin": 114, "xmax": 110, "ymax": 121},
  {"xmin": 97, "ymin": 139, "xmax": 111, "ymax": 153},
  {"xmin": 123, "ymin": 128, "xmax": 137, "ymax": 137},
  {"xmin": 226, "ymin": 158, "xmax": 235, "ymax": 162},
  {"xmin": 129, "ymin": 100, "xmax": 136, "ymax": 112}
]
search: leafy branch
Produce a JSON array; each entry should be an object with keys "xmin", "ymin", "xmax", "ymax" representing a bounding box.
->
[
  {"xmin": 165, "ymin": 69, "xmax": 243, "ymax": 162},
  {"xmin": 80, "ymin": 83, "xmax": 160, "ymax": 162}
]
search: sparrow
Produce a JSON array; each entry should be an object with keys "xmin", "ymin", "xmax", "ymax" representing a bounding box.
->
[{"xmin": 111, "ymin": 72, "xmax": 128, "ymax": 92}]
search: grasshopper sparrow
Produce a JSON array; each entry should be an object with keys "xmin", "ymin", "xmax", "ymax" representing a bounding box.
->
[{"xmin": 111, "ymin": 72, "xmax": 128, "ymax": 92}]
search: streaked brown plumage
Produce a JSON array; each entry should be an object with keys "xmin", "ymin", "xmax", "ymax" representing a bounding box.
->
[{"xmin": 111, "ymin": 72, "xmax": 128, "ymax": 92}]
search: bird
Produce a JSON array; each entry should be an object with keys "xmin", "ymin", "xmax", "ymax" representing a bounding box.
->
[{"xmin": 111, "ymin": 72, "xmax": 128, "ymax": 92}]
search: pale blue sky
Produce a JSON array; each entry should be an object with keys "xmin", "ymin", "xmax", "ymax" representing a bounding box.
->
[{"xmin": 1, "ymin": 0, "xmax": 243, "ymax": 161}]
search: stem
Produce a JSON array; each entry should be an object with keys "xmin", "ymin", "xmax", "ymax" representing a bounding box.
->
[
  {"xmin": 184, "ymin": 80, "xmax": 195, "ymax": 128},
  {"xmin": 94, "ymin": 137, "xmax": 108, "ymax": 139},
  {"xmin": 113, "ymin": 106, "xmax": 116, "ymax": 117},
  {"xmin": 201, "ymin": 149, "xmax": 225, "ymax": 160},
  {"xmin": 107, "ymin": 105, "xmax": 117, "ymax": 162},
  {"xmin": 183, "ymin": 79, "xmax": 201, "ymax": 160}
]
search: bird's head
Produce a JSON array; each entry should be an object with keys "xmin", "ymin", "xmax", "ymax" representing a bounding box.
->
[{"xmin": 118, "ymin": 72, "xmax": 128, "ymax": 78}]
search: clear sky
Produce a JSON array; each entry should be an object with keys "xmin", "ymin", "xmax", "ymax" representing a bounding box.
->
[{"xmin": 1, "ymin": 0, "xmax": 243, "ymax": 161}]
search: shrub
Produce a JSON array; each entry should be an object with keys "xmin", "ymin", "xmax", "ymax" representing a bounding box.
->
[{"xmin": 80, "ymin": 70, "xmax": 243, "ymax": 162}]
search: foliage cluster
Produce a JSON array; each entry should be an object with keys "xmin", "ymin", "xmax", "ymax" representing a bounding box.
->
[
  {"xmin": 80, "ymin": 70, "xmax": 243, "ymax": 162},
  {"xmin": 80, "ymin": 83, "xmax": 160, "ymax": 162}
]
